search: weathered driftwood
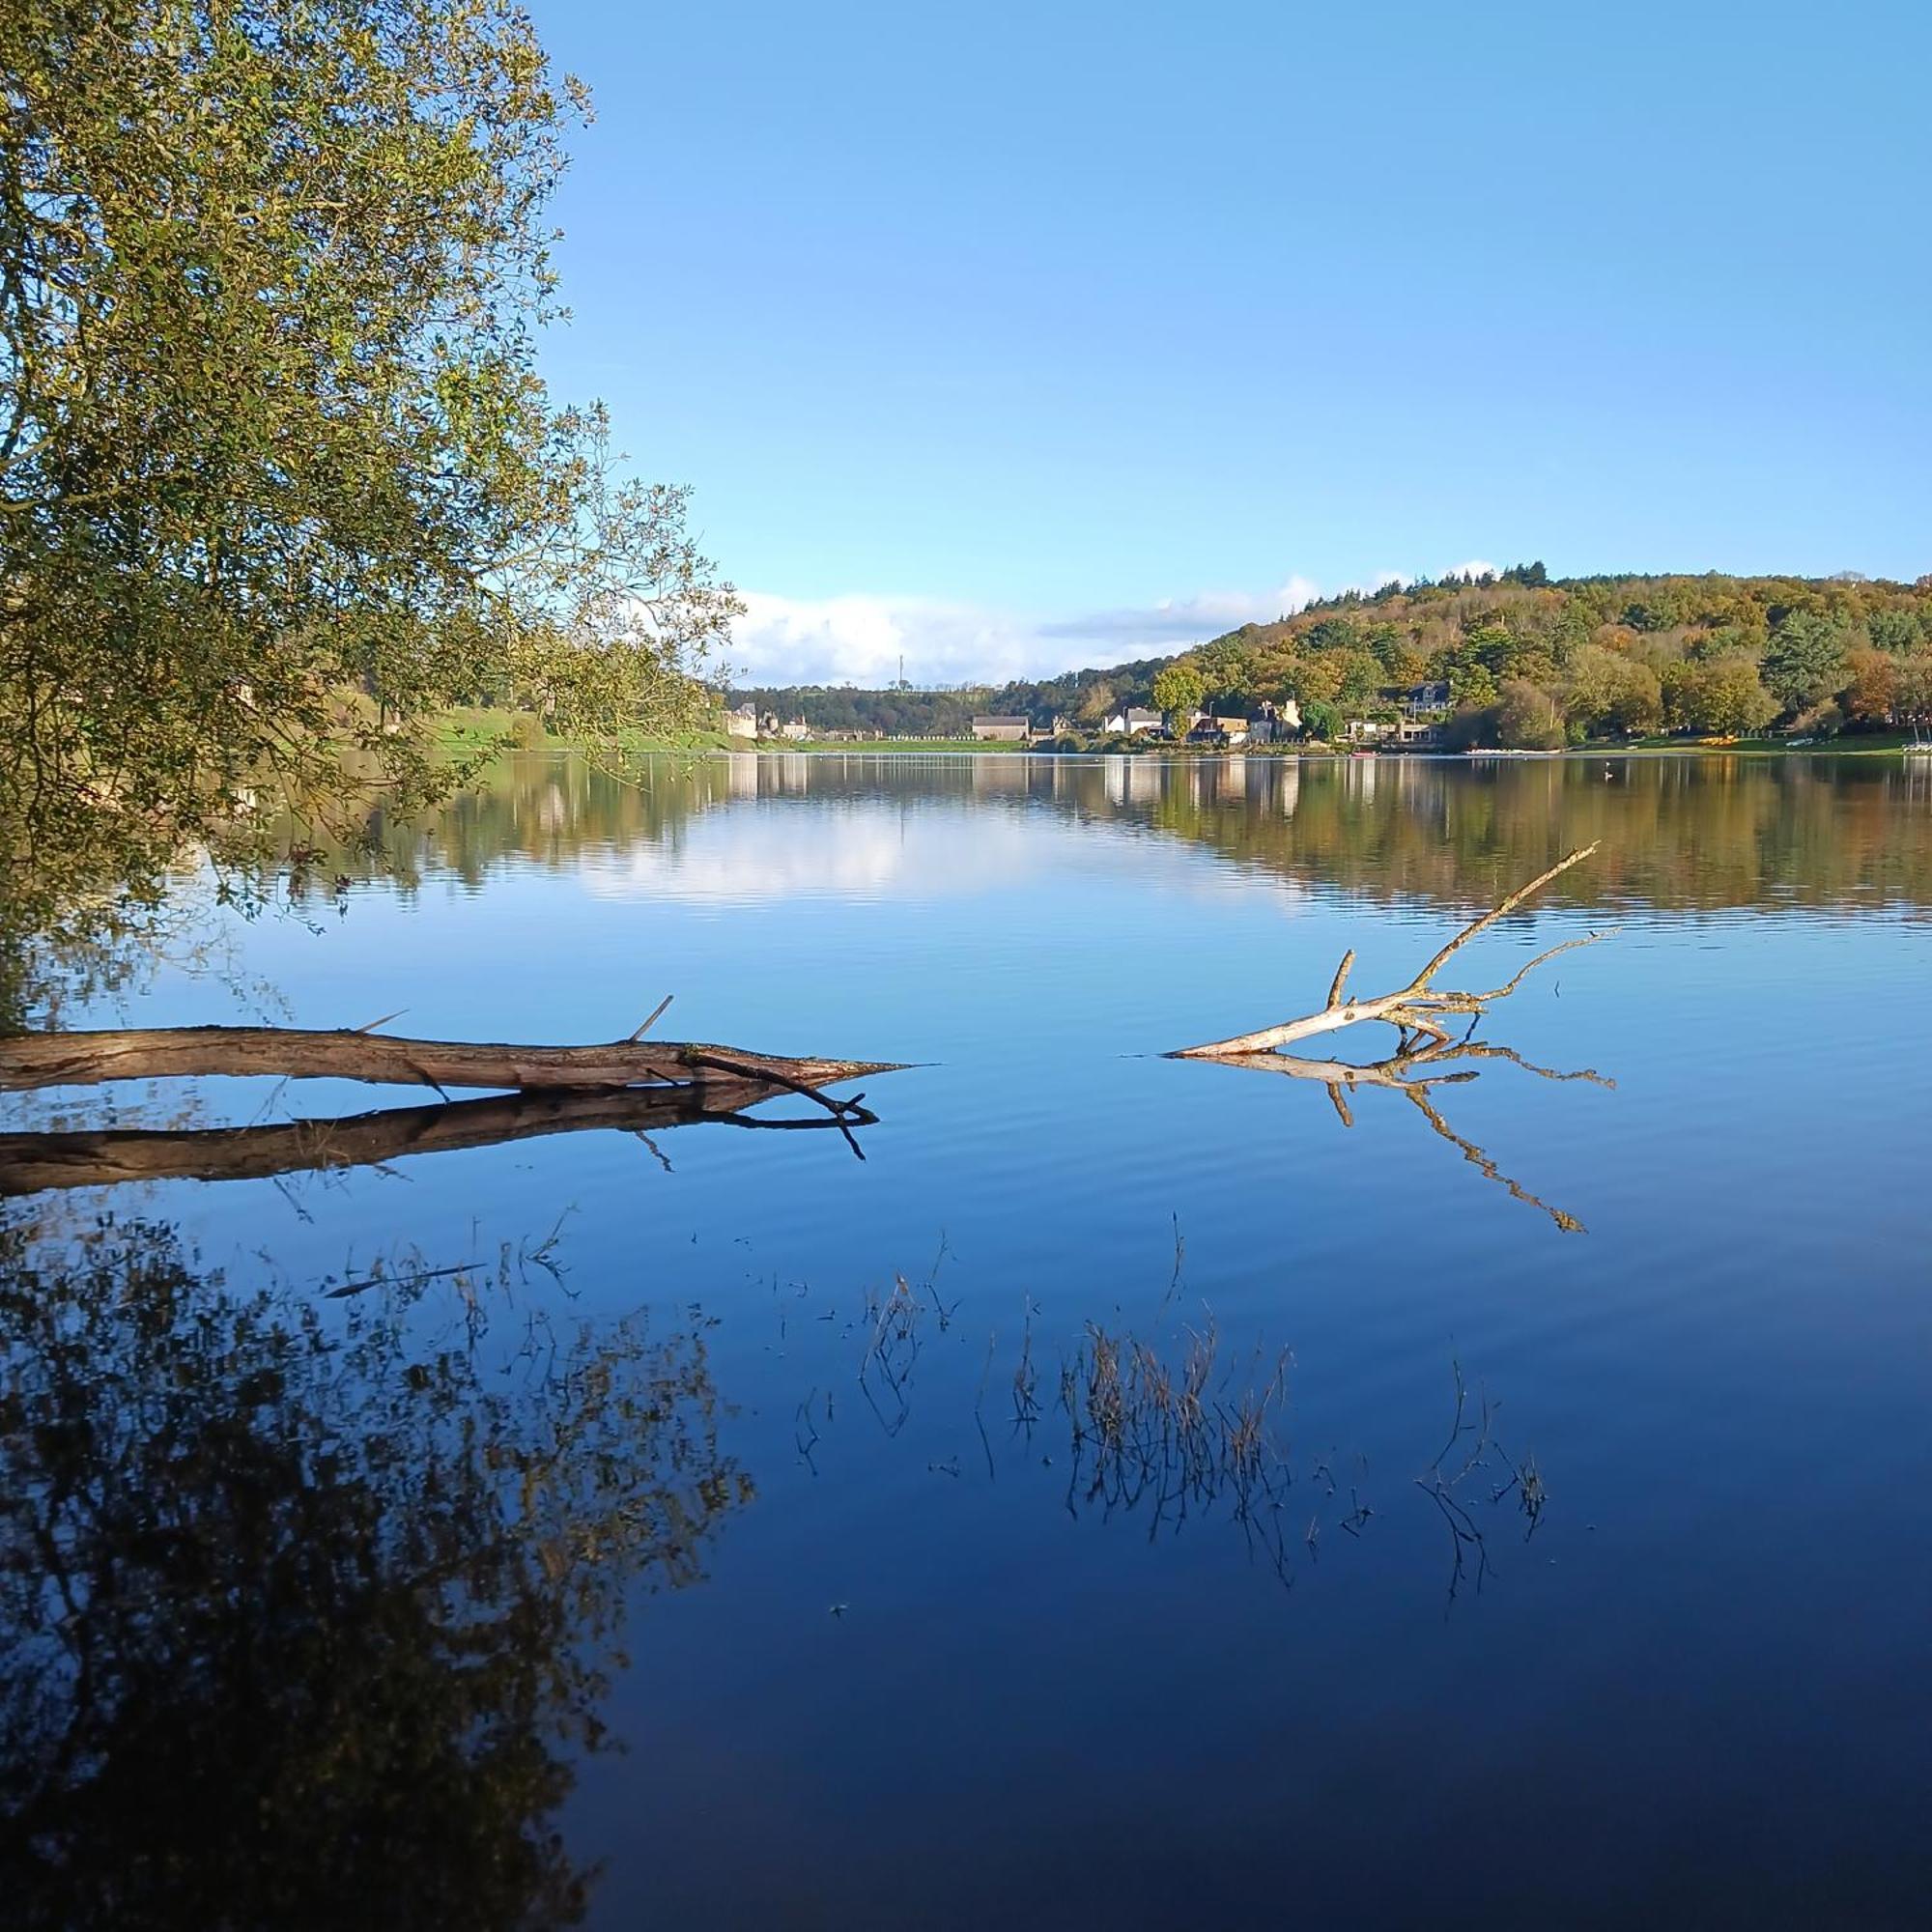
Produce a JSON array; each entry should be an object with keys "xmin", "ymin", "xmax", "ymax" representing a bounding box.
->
[
  {"xmin": 0, "ymin": 1078, "xmax": 881, "ymax": 1196},
  {"xmin": 1171, "ymin": 845, "xmax": 1611, "ymax": 1060},
  {"xmin": 1193, "ymin": 1031, "xmax": 1611, "ymax": 1232},
  {"xmin": 0, "ymin": 1024, "xmax": 898, "ymax": 1099}
]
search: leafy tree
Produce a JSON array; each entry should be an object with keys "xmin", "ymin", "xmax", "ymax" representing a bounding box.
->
[
  {"xmin": 1621, "ymin": 594, "xmax": 1679, "ymax": 632},
  {"xmin": 1380, "ymin": 643, "xmax": 1428, "ymax": 688},
  {"xmin": 1075, "ymin": 679, "xmax": 1118, "ymax": 726},
  {"xmin": 1839, "ymin": 648, "xmax": 1898, "ymax": 725},
  {"xmin": 1333, "ymin": 649, "xmax": 1384, "ymax": 709},
  {"xmin": 1549, "ymin": 605, "xmax": 1594, "ymax": 664},
  {"xmin": 1, "ymin": 0, "xmax": 738, "ymax": 945},
  {"xmin": 1464, "ymin": 622, "xmax": 1542, "ymax": 679},
  {"xmin": 1190, "ymin": 638, "xmax": 1256, "ymax": 704},
  {"xmin": 1892, "ymin": 656, "xmax": 1932, "ymax": 724},
  {"xmin": 1496, "ymin": 680, "xmax": 1565, "ymax": 750},
  {"xmin": 1289, "ymin": 654, "xmax": 1343, "ymax": 703},
  {"xmin": 1151, "ymin": 663, "xmax": 1206, "ymax": 723},
  {"xmin": 1449, "ymin": 663, "xmax": 1500, "ymax": 710},
  {"xmin": 1686, "ymin": 623, "xmax": 1761, "ymax": 664},
  {"xmin": 1562, "ymin": 647, "xmax": 1662, "ymax": 738},
  {"xmin": 1304, "ymin": 617, "xmax": 1360, "ymax": 655},
  {"xmin": 1297, "ymin": 697, "xmax": 1341, "ymax": 741},
  {"xmin": 1664, "ymin": 658, "xmax": 1776, "ymax": 735},
  {"xmin": 1867, "ymin": 609, "xmax": 1925, "ymax": 655},
  {"xmin": 1762, "ymin": 611, "xmax": 1849, "ymax": 713}
]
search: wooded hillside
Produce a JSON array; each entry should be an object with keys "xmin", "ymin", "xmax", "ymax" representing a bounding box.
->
[{"xmin": 736, "ymin": 567, "xmax": 1932, "ymax": 745}]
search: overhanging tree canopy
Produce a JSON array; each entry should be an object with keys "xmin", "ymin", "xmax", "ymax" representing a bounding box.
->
[{"xmin": 0, "ymin": 0, "xmax": 739, "ymax": 944}]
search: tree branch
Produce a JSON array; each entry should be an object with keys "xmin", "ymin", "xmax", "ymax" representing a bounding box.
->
[{"xmin": 1171, "ymin": 847, "xmax": 1612, "ymax": 1059}]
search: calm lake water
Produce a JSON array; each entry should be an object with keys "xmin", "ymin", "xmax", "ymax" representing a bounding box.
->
[{"xmin": 6, "ymin": 752, "xmax": 1932, "ymax": 1927}]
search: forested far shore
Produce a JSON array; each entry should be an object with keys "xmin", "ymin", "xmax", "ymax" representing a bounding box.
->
[{"xmin": 733, "ymin": 567, "xmax": 1932, "ymax": 747}]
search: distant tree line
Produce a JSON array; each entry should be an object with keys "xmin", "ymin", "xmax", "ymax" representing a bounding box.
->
[
  {"xmin": 732, "ymin": 656, "xmax": 1177, "ymax": 737},
  {"xmin": 740, "ymin": 570, "xmax": 1932, "ymax": 747}
]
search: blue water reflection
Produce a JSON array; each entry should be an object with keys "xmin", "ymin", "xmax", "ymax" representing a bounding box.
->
[{"xmin": 4, "ymin": 752, "xmax": 1929, "ymax": 1926}]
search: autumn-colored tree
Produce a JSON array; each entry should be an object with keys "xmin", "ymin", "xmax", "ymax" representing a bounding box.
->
[
  {"xmin": 1839, "ymin": 648, "xmax": 1898, "ymax": 725},
  {"xmin": 1075, "ymin": 680, "xmax": 1118, "ymax": 726},
  {"xmin": 1151, "ymin": 663, "xmax": 1206, "ymax": 724},
  {"xmin": 1289, "ymin": 655, "xmax": 1343, "ymax": 704},
  {"xmin": 1892, "ymin": 656, "xmax": 1932, "ymax": 724},
  {"xmin": 1664, "ymin": 659, "xmax": 1776, "ymax": 735},
  {"xmin": 1563, "ymin": 647, "xmax": 1662, "ymax": 738},
  {"xmin": 1383, "ymin": 643, "xmax": 1431, "ymax": 689},
  {"xmin": 1190, "ymin": 638, "xmax": 1257, "ymax": 704}
]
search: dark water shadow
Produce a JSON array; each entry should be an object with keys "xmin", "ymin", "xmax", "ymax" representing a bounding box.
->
[{"xmin": 0, "ymin": 1209, "xmax": 748, "ymax": 1930}]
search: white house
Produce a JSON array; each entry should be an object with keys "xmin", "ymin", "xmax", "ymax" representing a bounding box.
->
[
  {"xmin": 724, "ymin": 701, "xmax": 758, "ymax": 739},
  {"xmin": 1102, "ymin": 706, "xmax": 1163, "ymax": 736}
]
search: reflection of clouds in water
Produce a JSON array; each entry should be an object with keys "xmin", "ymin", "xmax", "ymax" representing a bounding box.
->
[
  {"xmin": 576, "ymin": 802, "xmax": 1311, "ymax": 910},
  {"xmin": 579, "ymin": 810, "xmax": 1057, "ymax": 905}
]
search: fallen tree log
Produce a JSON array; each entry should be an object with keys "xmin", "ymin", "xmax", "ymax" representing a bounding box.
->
[
  {"xmin": 1171, "ymin": 845, "xmax": 1612, "ymax": 1060},
  {"xmin": 0, "ymin": 1024, "xmax": 899, "ymax": 1098},
  {"xmin": 0, "ymin": 1078, "xmax": 880, "ymax": 1196}
]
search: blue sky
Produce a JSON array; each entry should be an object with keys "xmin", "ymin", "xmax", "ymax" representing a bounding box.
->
[{"xmin": 531, "ymin": 0, "xmax": 1931, "ymax": 684}]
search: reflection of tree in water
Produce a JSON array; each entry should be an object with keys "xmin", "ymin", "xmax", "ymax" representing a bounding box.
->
[
  {"xmin": 0, "ymin": 1212, "xmax": 750, "ymax": 1930},
  {"xmin": 325, "ymin": 750, "xmax": 1932, "ymax": 915}
]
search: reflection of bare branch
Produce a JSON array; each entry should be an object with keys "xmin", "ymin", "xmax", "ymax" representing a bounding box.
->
[
  {"xmin": 1416, "ymin": 1359, "xmax": 1545, "ymax": 1613},
  {"xmin": 1173, "ymin": 845, "xmax": 1613, "ymax": 1058},
  {"xmin": 1058, "ymin": 1317, "xmax": 1298, "ymax": 1589},
  {"xmin": 1189, "ymin": 1030, "xmax": 1606, "ymax": 1233},
  {"xmin": 1397, "ymin": 1081, "xmax": 1583, "ymax": 1236},
  {"xmin": 0, "ymin": 1080, "xmax": 881, "ymax": 1196},
  {"xmin": 857, "ymin": 1273, "xmax": 923, "ymax": 1436}
]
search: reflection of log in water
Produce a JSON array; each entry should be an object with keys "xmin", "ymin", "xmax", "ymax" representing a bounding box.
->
[{"xmin": 0, "ymin": 1079, "xmax": 883, "ymax": 1195}]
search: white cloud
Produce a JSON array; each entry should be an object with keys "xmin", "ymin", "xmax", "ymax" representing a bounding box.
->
[
  {"xmin": 729, "ymin": 591, "xmax": 1044, "ymax": 687},
  {"xmin": 727, "ymin": 559, "xmax": 1498, "ymax": 687},
  {"xmin": 728, "ymin": 578, "xmax": 1323, "ymax": 687},
  {"xmin": 1037, "ymin": 576, "xmax": 1322, "ymax": 649},
  {"xmin": 1442, "ymin": 557, "xmax": 1500, "ymax": 583}
]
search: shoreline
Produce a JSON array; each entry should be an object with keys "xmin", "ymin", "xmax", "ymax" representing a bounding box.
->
[{"xmin": 431, "ymin": 707, "xmax": 1929, "ymax": 765}]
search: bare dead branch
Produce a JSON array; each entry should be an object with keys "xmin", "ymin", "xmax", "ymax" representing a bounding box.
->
[{"xmin": 1171, "ymin": 846, "xmax": 1612, "ymax": 1059}]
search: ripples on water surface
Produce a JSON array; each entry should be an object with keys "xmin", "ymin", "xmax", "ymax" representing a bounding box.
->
[{"xmin": 5, "ymin": 753, "xmax": 1930, "ymax": 1927}]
